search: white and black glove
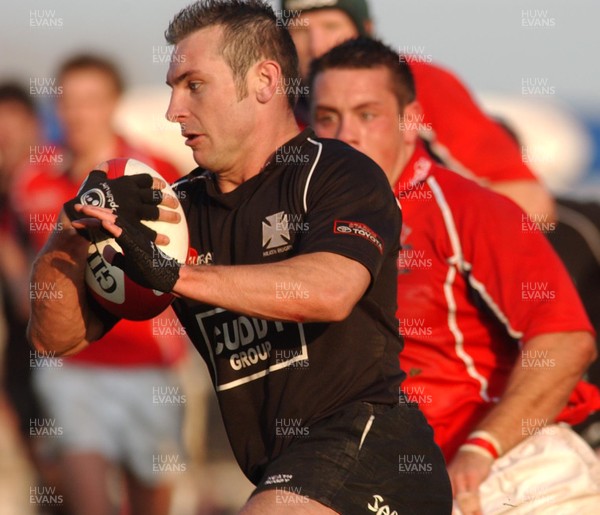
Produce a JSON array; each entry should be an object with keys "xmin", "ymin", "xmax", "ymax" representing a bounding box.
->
[
  {"xmin": 111, "ymin": 217, "xmax": 181, "ymax": 293},
  {"xmin": 64, "ymin": 170, "xmax": 162, "ymax": 241}
]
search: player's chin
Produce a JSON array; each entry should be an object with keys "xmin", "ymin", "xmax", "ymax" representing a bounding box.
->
[{"xmin": 191, "ymin": 149, "xmax": 212, "ymax": 169}]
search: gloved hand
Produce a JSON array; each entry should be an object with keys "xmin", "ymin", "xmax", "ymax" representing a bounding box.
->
[
  {"xmin": 111, "ymin": 217, "xmax": 181, "ymax": 293},
  {"xmin": 64, "ymin": 170, "xmax": 162, "ymax": 241}
]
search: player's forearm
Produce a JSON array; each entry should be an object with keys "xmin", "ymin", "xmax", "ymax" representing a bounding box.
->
[
  {"xmin": 27, "ymin": 215, "xmax": 103, "ymax": 355},
  {"xmin": 471, "ymin": 331, "xmax": 596, "ymax": 454},
  {"xmin": 173, "ymin": 252, "xmax": 368, "ymax": 323}
]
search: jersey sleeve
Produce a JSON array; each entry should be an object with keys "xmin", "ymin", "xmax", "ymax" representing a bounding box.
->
[
  {"xmin": 411, "ymin": 60, "xmax": 537, "ymax": 183},
  {"xmin": 298, "ymin": 144, "xmax": 401, "ymax": 281},
  {"xmin": 448, "ymin": 173, "xmax": 594, "ymax": 341}
]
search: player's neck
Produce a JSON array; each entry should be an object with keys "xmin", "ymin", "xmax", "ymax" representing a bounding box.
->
[
  {"xmin": 388, "ymin": 144, "xmax": 415, "ymax": 189},
  {"xmin": 216, "ymin": 115, "xmax": 300, "ymax": 194}
]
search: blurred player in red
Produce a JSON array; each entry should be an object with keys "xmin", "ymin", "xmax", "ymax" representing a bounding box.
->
[
  {"xmin": 310, "ymin": 37, "xmax": 600, "ymax": 515},
  {"xmin": 280, "ymin": 0, "xmax": 554, "ymax": 221},
  {"xmin": 11, "ymin": 55, "xmax": 186, "ymax": 515}
]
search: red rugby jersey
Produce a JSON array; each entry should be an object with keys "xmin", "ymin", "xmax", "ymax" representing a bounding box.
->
[
  {"xmin": 409, "ymin": 59, "xmax": 535, "ymax": 183},
  {"xmin": 12, "ymin": 137, "xmax": 187, "ymax": 367},
  {"xmin": 396, "ymin": 142, "xmax": 598, "ymax": 462}
]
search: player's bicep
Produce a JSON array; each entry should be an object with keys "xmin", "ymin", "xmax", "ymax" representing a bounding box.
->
[
  {"xmin": 304, "ymin": 251, "xmax": 371, "ymax": 298},
  {"xmin": 461, "ymin": 189, "xmax": 588, "ymax": 340},
  {"xmin": 299, "ymin": 152, "xmax": 400, "ymax": 282},
  {"xmin": 281, "ymin": 252, "xmax": 371, "ymax": 321}
]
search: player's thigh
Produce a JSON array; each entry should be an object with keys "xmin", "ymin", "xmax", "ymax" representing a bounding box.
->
[
  {"xmin": 60, "ymin": 452, "xmax": 114, "ymax": 515},
  {"xmin": 240, "ymin": 490, "xmax": 338, "ymax": 514},
  {"xmin": 252, "ymin": 401, "xmax": 451, "ymax": 514}
]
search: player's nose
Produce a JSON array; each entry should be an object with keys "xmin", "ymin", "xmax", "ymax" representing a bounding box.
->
[
  {"xmin": 336, "ymin": 118, "xmax": 359, "ymax": 146},
  {"xmin": 165, "ymin": 91, "xmax": 186, "ymax": 123}
]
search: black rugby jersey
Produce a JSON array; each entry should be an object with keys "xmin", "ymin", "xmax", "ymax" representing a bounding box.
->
[{"xmin": 172, "ymin": 128, "xmax": 403, "ymax": 484}]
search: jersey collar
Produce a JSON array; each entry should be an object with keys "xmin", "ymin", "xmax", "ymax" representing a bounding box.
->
[
  {"xmin": 394, "ymin": 140, "xmax": 434, "ymax": 197},
  {"xmin": 261, "ymin": 127, "xmax": 316, "ymax": 173},
  {"xmin": 203, "ymin": 128, "xmax": 317, "ymax": 208}
]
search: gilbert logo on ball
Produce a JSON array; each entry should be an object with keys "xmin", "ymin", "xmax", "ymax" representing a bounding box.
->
[{"xmin": 84, "ymin": 158, "xmax": 188, "ymax": 320}]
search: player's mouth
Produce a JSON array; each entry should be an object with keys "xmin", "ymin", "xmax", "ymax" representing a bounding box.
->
[{"xmin": 182, "ymin": 132, "xmax": 204, "ymax": 146}]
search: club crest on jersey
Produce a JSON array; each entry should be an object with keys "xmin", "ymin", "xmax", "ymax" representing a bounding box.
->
[{"xmin": 262, "ymin": 211, "xmax": 293, "ymax": 256}]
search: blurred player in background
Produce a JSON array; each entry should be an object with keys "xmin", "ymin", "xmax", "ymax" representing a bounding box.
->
[
  {"xmin": 310, "ymin": 37, "xmax": 600, "ymax": 515},
  {"xmin": 10, "ymin": 55, "xmax": 187, "ymax": 515},
  {"xmin": 28, "ymin": 1, "xmax": 452, "ymax": 513},
  {"xmin": 280, "ymin": 0, "xmax": 554, "ymax": 221},
  {"xmin": 0, "ymin": 83, "xmax": 42, "ymax": 440},
  {"xmin": 0, "ymin": 83, "xmax": 41, "ymax": 195},
  {"xmin": 0, "ymin": 82, "xmax": 48, "ymax": 514}
]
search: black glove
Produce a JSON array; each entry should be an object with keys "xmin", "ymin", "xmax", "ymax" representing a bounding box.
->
[
  {"xmin": 64, "ymin": 170, "xmax": 162, "ymax": 241},
  {"xmin": 111, "ymin": 217, "xmax": 181, "ymax": 293}
]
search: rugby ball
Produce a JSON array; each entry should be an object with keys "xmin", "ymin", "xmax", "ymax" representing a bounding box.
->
[{"xmin": 84, "ymin": 158, "xmax": 188, "ymax": 320}]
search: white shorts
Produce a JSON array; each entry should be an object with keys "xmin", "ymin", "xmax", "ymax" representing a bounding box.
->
[
  {"xmin": 33, "ymin": 363, "xmax": 184, "ymax": 485},
  {"xmin": 454, "ymin": 424, "xmax": 600, "ymax": 514}
]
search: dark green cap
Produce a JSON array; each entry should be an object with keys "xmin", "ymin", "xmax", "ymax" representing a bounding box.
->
[{"xmin": 280, "ymin": 0, "xmax": 370, "ymax": 35}]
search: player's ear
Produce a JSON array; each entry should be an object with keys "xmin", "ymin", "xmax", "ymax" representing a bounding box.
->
[
  {"xmin": 400, "ymin": 100, "xmax": 424, "ymax": 146},
  {"xmin": 254, "ymin": 60, "xmax": 280, "ymax": 104}
]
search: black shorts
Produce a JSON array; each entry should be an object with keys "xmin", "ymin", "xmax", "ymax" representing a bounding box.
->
[{"xmin": 254, "ymin": 401, "xmax": 452, "ymax": 514}]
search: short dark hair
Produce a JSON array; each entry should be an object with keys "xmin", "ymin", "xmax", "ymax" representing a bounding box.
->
[
  {"xmin": 0, "ymin": 82, "xmax": 36, "ymax": 114},
  {"xmin": 165, "ymin": 0, "xmax": 299, "ymax": 108},
  {"xmin": 309, "ymin": 37, "xmax": 415, "ymax": 109},
  {"xmin": 58, "ymin": 54, "xmax": 125, "ymax": 95}
]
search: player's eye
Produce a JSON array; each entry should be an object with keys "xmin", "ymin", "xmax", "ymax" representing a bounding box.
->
[
  {"xmin": 315, "ymin": 114, "xmax": 336, "ymax": 126},
  {"xmin": 188, "ymin": 81, "xmax": 202, "ymax": 92},
  {"xmin": 360, "ymin": 111, "xmax": 376, "ymax": 121}
]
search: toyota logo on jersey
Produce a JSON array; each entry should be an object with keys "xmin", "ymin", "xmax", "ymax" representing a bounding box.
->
[{"xmin": 333, "ymin": 220, "xmax": 384, "ymax": 254}]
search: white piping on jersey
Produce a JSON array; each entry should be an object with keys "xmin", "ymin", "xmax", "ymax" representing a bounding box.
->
[
  {"xmin": 465, "ymin": 272, "xmax": 524, "ymax": 341},
  {"xmin": 428, "ymin": 175, "xmax": 490, "ymax": 402},
  {"xmin": 443, "ymin": 265, "xmax": 491, "ymax": 402},
  {"xmin": 359, "ymin": 415, "xmax": 375, "ymax": 451},
  {"xmin": 303, "ymin": 138, "xmax": 323, "ymax": 213},
  {"xmin": 426, "ymin": 176, "xmax": 465, "ymax": 272},
  {"xmin": 171, "ymin": 176, "xmax": 189, "ymax": 189},
  {"xmin": 557, "ymin": 204, "xmax": 600, "ymax": 266},
  {"xmin": 429, "ymin": 176, "xmax": 524, "ymax": 344},
  {"xmin": 171, "ymin": 171, "xmax": 206, "ymax": 190}
]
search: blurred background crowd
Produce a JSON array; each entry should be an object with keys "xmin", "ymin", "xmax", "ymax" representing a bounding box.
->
[{"xmin": 0, "ymin": 0, "xmax": 599, "ymax": 514}]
